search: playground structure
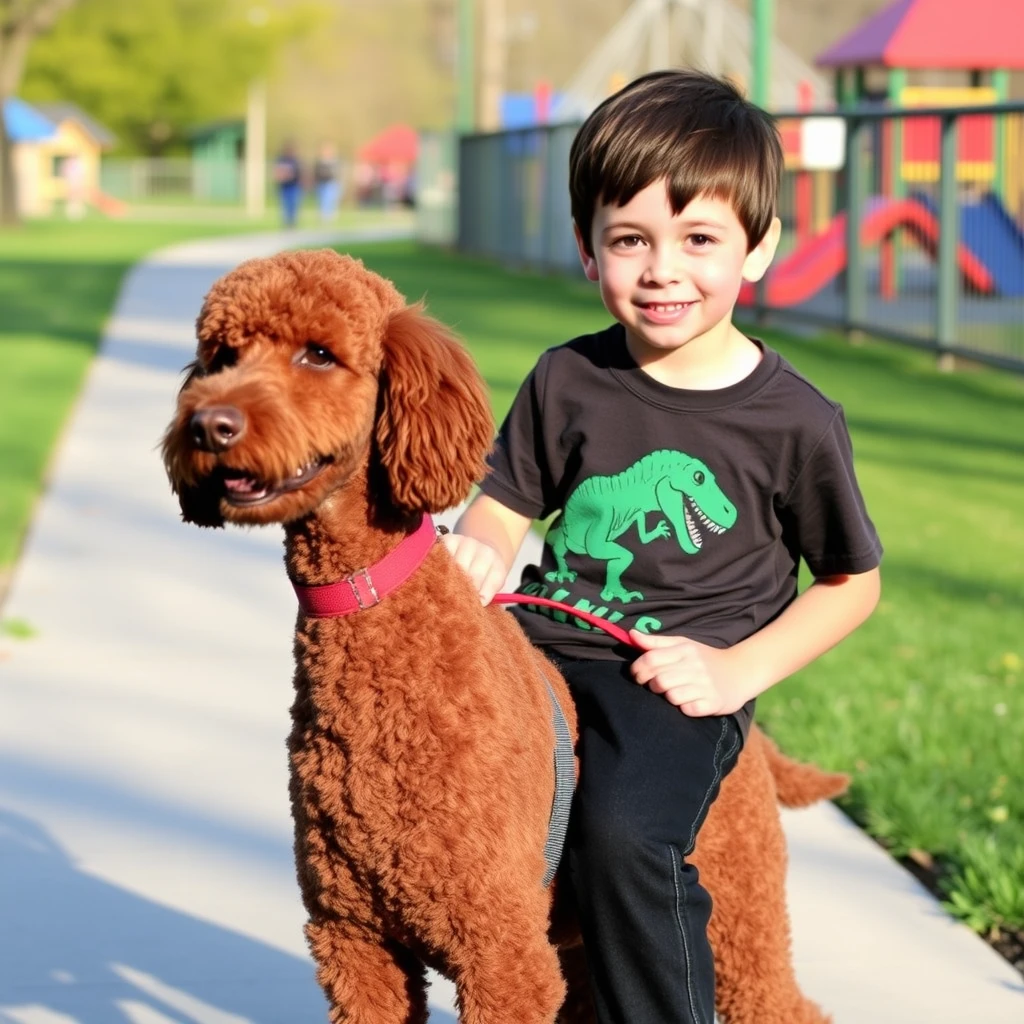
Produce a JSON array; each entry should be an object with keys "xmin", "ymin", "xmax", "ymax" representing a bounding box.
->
[
  {"xmin": 2, "ymin": 98, "xmax": 123, "ymax": 219},
  {"xmin": 738, "ymin": 0, "xmax": 1024, "ymax": 324},
  {"xmin": 738, "ymin": 191, "xmax": 1024, "ymax": 307},
  {"xmin": 445, "ymin": 2, "xmax": 1024, "ymax": 370},
  {"xmin": 550, "ymin": 0, "xmax": 828, "ymax": 121}
]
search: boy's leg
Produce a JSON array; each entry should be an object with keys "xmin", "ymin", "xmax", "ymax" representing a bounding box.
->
[{"xmin": 557, "ymin": 657, "xmax": 741, "ymax": 1024}]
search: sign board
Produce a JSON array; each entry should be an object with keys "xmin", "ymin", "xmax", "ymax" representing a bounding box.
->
[{"xmin": 800, "ymin": 117, "xmax": 846, "ymax": 171}]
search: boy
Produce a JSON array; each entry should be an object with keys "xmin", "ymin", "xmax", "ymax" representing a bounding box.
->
[{"xmin": 444, "ymin": 69, "xmax": 882, "ymax": 1024}]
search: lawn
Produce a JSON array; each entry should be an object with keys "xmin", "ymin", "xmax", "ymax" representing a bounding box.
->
[
  {"xmin": 2, "ymin": 226, "xmax": 1022, "ymax": 952},
  {"xmin": 340, "ymin": 240, "xmax": 1024, "ymax": 945}
]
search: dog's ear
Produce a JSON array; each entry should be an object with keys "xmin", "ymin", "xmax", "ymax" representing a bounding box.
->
[
  {"xmin": 375, "ymin": 303, "xmax": 494, "ymax": 513},
  {"xmin": 163, "ymin": 360, "xmax": 226, "ymax": 528}
]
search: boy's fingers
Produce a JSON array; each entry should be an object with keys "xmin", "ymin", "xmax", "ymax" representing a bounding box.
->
[
  {"xmin": 679, "ymin": 698, "xmax": 715, "ymax": 717},
  {"xmin": 628, "ymin": 629, "xmax": 682, "ymax": 649},
  {"xmin": 661, "ymin": 683, "xmax": 706, "ymax": 707},
  {"xmin": 478, "ymin": 563, "xmax": 507, "ymax": 605},
  {"xmin": 632, "ymin": 648, "xmax": 699, "ymax": 683}
]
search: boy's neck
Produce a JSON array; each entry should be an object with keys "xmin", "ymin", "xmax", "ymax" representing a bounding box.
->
[{"xmin": 625, "ymin": 322, "xmax": 762, "ymax": 391}]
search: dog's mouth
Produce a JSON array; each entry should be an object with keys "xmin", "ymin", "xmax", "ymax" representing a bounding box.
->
[{"xmin": 219, "ymin": 456, "xmax": 332, "ymax": 507}]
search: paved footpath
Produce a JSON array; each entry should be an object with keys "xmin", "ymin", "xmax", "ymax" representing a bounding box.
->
[{"xmin": 1, "ymin": 227, "xmax": 1021, "ymax": 1023}]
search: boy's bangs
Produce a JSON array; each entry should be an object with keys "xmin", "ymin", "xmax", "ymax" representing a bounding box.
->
[{"xmin": 599, "ymin": 130, "xmax": 770, "ymax": 247}]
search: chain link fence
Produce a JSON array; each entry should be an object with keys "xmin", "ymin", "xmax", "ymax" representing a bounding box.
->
[{"xmin": 425, "ymin": 103, "xmax": 1024, "ymax": 373}]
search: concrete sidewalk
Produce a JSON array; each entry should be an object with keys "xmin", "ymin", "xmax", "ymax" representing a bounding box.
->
[{"xmin": 1, "ymin": 227, "xmax": 1020, "ymax": 1023}]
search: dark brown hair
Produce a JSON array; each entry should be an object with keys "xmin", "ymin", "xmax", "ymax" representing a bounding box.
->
[{"xmin": 570, "ymin": 69, "xmax": 783, "ymax": 254}]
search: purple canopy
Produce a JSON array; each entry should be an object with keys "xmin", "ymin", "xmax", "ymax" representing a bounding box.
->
[{"xmin": 817, "ymin": 0, "xmax": 1024, "ymax": 70}]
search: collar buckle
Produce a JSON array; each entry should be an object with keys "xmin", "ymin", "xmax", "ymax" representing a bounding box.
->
[{"xmin": 346, "ymin": 567, "xmax": 381, "ymax": 610}]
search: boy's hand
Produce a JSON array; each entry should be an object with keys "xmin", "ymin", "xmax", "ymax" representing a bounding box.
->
[
  {"xmin": 440, "ymin": 533, "xmax": 509, "ymax": 605},
  {"xmin": 629, "ymin": 630, "xmax": 750, "ymax": 717}
]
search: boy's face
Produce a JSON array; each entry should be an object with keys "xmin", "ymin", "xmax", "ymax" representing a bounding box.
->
[{"xmin": 574, "ymin": 179, "xmax": 779, "ymax": 370}]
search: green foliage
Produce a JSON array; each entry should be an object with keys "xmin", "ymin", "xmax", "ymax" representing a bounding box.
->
[
  {"xmin": 942, "ymin": 836, "xmax": 1024, "ymax": 934},
  {"xmin": 22, "ymin": 0, "xmax": 326, "ymax": 153}
]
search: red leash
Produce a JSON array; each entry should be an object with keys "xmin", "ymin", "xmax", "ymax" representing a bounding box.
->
[{"xmin": 492, "ymin": 592, "xmax": 641, "ymax": 649}]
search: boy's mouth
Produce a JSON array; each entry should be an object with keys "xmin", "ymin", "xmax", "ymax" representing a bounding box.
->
[{"xmin": 638, "ymin": 300, "xmax": 695, "ymax": 323}]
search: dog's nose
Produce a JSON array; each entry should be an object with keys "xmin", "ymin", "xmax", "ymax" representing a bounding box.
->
[{"xmin": 189, "ymin": 406, "xmax": 246, "ymax": 452}]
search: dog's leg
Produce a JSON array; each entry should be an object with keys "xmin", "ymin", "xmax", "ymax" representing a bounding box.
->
[
  {"xmin": 449, "ymin": 895, "xmax": 565, "ymax": 1024},
  {"xmin": 306, "ymin": 917, "xmax": 429, "ymax": 1024},
  {"xmin": 701, "ymin": 757, "xmax": 832, "ymax": 1024}
]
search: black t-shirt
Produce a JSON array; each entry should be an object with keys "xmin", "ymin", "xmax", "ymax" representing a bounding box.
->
[{"xmin": 480, "ymin": 323, "xmax": 883, "ymax": 738}]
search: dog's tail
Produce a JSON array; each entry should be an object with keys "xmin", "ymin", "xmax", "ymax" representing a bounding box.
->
[{"xmin": 755, "ymin": 728, "xmax": 850, "ymax": 807}]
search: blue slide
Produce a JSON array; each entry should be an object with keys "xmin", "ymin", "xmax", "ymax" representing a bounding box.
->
[
  {"xmin": 959, "ymin": 193, "xmax": 1024, "ymax": 297},
  {"xmin": 916, "ymin": 191, "xmax": 1024, "ymax": 297}
]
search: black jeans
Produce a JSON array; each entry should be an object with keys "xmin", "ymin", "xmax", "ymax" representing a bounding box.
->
[{"xmin": 555, "ymin": 656, "xmax": 742, "ymax": 1024}]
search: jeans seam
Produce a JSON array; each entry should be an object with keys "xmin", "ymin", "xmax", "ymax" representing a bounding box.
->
[
  {"xmin": 669, "ymin": 842, "xmax": 708, "ymax": 1024},
  {"xmin": 686, "ymin": 719, "xmax": 739, "ymax": 853}
]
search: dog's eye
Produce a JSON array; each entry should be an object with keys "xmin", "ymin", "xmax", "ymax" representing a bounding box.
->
[
  {"xmin": 207, "ymin": 346, "xmax": 238, "ymax": 373},
  {"xmin": 298, "ymin": 343, "xmax": 337, "ymax": 368}
]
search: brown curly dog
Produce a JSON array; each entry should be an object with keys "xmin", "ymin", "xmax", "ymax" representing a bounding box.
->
[{"xmin": 162, "ymin": 248, "xmax": 848, "ymax": 1024}]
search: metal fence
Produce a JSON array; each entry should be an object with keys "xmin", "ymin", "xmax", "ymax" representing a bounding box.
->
[
  {"xmin": 100, "ymin": 157, "xmax": 248, "ymax": 203},
  {"xmin": 444, "ymin": 103, "xmax": 1024, "ymax": 373}
]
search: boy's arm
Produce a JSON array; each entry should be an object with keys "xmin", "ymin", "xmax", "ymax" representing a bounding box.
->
[
  {"xmin": 443, "ymin": 493, "xmax": 533, "ymax": 604},
  {"xmin": 631, "ymin": 567, "xmax": 881, "ymax": 717}
]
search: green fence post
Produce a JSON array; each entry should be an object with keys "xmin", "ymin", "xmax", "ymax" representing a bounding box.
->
[
  {"xmin": 992, "ymin": 69, "xmax": 1009, "ymax": 201},
  {"xmin": 751, "ymin": 0, "xmax": 774, "ymax": 109},
  {"xmin": 844, "ymin": 116, "xmax": 866, "ymax": 336},
  {"xmin": 456, "ymin": 0, "xmax": 476, "ymax": 133},
  {"xmin": 936, "ymin": 113, "xmax": 959, "ymax": 370}
]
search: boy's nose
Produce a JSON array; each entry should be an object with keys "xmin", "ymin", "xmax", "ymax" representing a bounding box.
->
[{"xmin": 642, "ymin": 248, "xmax": 683, "ymax": 285}]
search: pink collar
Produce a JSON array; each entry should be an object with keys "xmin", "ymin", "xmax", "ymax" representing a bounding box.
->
[
  {"xmin": 291, "ymin": 514, "xmax": 641, "ymax": 648},
  {"xmin": 292, "ymin": 514, "xmax": 438, "ymax": 617}
]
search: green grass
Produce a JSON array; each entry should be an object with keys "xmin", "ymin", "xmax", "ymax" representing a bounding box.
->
[
  {"xmin": 2, "ymin": 227, "xmax": 1022, "ymax": 942},
  {"xmin": 342, "ymin": 240, "xmax": 1024, "ymax": 939}
]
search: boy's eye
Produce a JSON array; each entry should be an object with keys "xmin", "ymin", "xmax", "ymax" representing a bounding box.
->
[
  {"xmin": 612, "ymin": 234, "xmax": 644, "ymax": 250},
  {"xmin": 689, "ymin": 234, "xmax": 714, "ymax": 247}
]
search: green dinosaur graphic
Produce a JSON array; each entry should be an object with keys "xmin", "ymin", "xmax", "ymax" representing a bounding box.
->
[{"xmin": 545, "ymin": 450, "xmax": 737, "ymax": 603}]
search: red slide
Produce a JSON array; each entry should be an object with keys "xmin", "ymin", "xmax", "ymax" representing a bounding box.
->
[{"xmin": 738, "ymin": 197, "xmax": 995, "ymax": 307}]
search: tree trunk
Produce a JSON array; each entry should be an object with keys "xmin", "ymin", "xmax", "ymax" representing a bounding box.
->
[
  {"xmin": 0, "ymin": 105, "xmax": 16, "ymax": 226},
  {"xmin": 0, "ymin": 0, "xmax": 80, "ymax": 225}
]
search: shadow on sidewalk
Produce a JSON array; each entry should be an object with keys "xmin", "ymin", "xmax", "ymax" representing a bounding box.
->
[
  {"xmin": 0, "ymin": 808, "xmax": 323, "ymax": 1021},
  {"xmin": 0, "ymin": 807, "xmax": 458, "ymax": 1023}
]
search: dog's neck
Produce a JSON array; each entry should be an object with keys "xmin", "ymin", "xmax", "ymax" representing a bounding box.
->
[{"xmin": 283, "ymin": 469, "xmax": 422, "ymax": 586}]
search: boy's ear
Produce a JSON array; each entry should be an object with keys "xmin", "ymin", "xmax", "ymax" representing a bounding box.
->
[
  {"xmin": 742, "ymin": 216, "xmax": 782, "ymax": 283},
  {"xmin": 573, "ymin": 222, "xmax": 601, "ymax": 282}
]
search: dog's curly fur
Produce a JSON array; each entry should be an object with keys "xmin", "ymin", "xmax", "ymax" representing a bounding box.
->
[{"xmin": 163, "ymin": 248, "xmax": 848, "ymax": 1024}]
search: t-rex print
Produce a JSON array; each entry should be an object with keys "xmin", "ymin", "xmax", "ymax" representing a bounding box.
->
[{"xmin": 545, "ymin": 449, "xmax": 737, "ymax": 603}]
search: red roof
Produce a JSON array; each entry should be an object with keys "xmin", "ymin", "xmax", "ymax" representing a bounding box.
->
[
  {"xmin": 818, "ymin": 0, "xmax": 1024, "ymax": 69},
  {"xmin": 356, "ymin": 124, "xmax": 418, "ymax": 164}
]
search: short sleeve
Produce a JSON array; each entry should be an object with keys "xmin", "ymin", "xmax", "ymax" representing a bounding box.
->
[
  {"xmin": 479, "ymin": 355, "xmax": 557, "ymax": 519},
  {"xmin": 782, "ymin": 408, "xmax": 882, "ymax": 577}
]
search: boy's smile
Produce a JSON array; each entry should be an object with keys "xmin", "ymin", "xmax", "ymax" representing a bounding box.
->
[{"xmin": 575, "ymin": 179, "xmax": 779, "ymax": 385}]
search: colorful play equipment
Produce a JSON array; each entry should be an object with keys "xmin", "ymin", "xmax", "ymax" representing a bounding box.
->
[
  {"xmin": 751, "ymin": 0, "xmax": 1024, "ymax": 309},
  {"xmin": 738, "ymin": 192, "xmax": 1024, "ymax": 307},
  {"xmin": 818, "ymin": 0, "xmax": 1023, "ymax": 206}
]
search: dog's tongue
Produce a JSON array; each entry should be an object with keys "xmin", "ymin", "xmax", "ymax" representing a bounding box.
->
[{"xmin": 224, "ymin": 474, "xmax": 268, "ymax": 499}]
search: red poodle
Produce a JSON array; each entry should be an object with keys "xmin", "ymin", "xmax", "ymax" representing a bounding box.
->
[{"xmin": 162, "ymin": 248, "xmax": 847, "ymax": 1023}]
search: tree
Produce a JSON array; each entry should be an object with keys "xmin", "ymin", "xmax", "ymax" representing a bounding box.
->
[
  {"xmin": 0, "ymin": 0, "xmax": 77, "ymax": 224},
  {"xmin": 22, "ymin": 0, "xmax": 324, "ymax": 155}
]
